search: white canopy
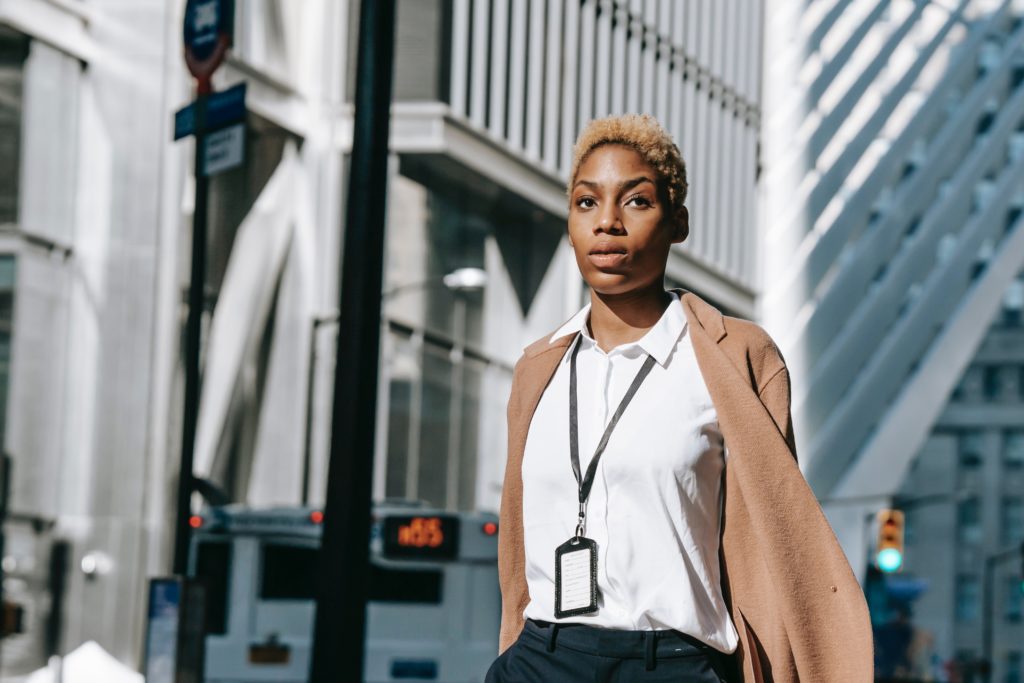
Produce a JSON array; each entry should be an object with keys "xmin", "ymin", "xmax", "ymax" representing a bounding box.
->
[{"xmin": 26, "ymin": 641, "xmax": 144, "ymax": 683}]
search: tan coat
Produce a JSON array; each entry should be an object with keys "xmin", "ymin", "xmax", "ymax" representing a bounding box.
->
[{"xmin": 497, "ymin": 289, "xmax": 874, "ymax": 682}]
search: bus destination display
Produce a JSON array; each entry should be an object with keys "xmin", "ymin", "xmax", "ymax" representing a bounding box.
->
[{"xmin": 382, "ymin": 515, "xmax": 460, "ymax": 560}]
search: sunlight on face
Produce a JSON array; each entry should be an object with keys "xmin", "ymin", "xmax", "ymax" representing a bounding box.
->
[{"xmin": 568, "ymin": 144, "xmax": 685, "ymax": 297}]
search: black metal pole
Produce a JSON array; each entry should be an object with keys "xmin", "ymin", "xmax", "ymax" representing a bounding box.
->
[
  {"xmin": 301, "ymin": 317, "xmax": 318, "ymax": 507},
  {"xmin": 309, "ymin": 0, "xmax": 396, "ymax": 680},
  {"xmin": 981, "ymin": 545, "xmax": 1019, "ymax": 682},
  {"xmin": 173, "ymin": 94, "xmax": 209, "ymax": 576}
]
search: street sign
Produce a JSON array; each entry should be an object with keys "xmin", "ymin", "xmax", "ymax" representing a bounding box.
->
[
  {"xmin": 183, "ymin": 0, "xmax": 234, "ymax": 93},
  {"xmin": 174, "ymin": 82, "xmax": 246, "ymax": 140},
  {"xmin": 203, "ymin": 123, "xmax": 245, "ymax": 176}
]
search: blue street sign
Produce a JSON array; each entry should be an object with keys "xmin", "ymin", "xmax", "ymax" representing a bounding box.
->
[
  {"xmin": 184, "ymin": 0, "xmax": 233, "ymax": 63},
  {"xmin": 174, "ymin": 82, "xmax": 247, "ymax": 140},
  {"xmin": 174, "ymin": 105, "xmax": 194, "ymax": 142}
]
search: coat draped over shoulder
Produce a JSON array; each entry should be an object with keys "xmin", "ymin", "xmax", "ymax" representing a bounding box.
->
[{"xmin": 496, "ymin": 289, "xmax": 874, "ymax": 683}]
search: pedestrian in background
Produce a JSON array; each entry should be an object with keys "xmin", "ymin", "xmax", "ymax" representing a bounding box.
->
[{"xmin": 485, "ymin": 113, "xmax": 873, "ymax": 682}]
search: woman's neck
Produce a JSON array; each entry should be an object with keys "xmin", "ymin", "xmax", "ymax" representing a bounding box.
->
[{"xmin": 586, "ymin": 284, "xmax": 673, "ymax": 353}]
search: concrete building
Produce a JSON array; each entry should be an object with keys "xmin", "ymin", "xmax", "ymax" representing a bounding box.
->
[
  {"xmin": 0, "ymin": 0, "xmax": 763, "ymax": 675},
  {"xmin": 896, "ymin": 272, "xmax": 1024, "ymax": 680}
]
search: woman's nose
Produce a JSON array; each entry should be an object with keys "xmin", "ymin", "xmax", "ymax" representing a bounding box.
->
[{"xmin": 595, "ymin": 208, "xmax": 624, "ymax": 234}]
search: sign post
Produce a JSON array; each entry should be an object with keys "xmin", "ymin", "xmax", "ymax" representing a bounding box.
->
[{"xmin": 172, "ymin": 0, "xmax": 238, "ymax": 579}]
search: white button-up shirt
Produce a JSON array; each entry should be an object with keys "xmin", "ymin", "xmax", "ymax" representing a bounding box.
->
[{"xmin": 521, "ymin": 291, "xmax": 739, "ymax": 653}]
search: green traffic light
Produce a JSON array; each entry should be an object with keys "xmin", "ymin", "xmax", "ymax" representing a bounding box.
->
[{"xmin": 877, "ymin": 548, "xmax": 903, "ymax": 573}]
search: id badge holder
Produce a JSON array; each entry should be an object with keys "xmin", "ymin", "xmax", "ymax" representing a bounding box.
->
[{"xmin": 554, "ymin": 536, "xmax": 598, "ymax": 618}]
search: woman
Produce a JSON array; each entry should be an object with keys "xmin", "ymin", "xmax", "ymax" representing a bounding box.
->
[{"xmin": 486, "ymin": 114, "xmax": 873, "ymax": 682}]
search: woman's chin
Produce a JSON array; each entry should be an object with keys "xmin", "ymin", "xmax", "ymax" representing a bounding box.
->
[{"xmin": 582, "ymin": 274, "xmax": 655, "ymax": 297}]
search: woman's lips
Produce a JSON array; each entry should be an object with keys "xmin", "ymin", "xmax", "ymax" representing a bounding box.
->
[{"xmin": 587, "ymin": 249, "xmax": 628, "ymax": 268}]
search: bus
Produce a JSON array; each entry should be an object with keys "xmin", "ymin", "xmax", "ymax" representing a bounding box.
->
[{"xmin": 187, "ymin": 502, "xmax": 501, "ymax": 682}]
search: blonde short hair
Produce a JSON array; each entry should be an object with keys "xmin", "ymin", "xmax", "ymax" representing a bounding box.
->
[{"xmin": 568, "ymin": 113, "xmax": 689, "ymax": 239}]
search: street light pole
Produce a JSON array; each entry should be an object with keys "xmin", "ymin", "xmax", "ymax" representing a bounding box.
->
[
  {"xmin": 308, "ymin": 0, "xmax": 397, "ymax": 680},
  {"xmin": 981, "ymin": 545, "xmax": 1020, "ymax": 683}
]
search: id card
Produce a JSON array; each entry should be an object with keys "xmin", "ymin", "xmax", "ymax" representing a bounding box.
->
[{"xmin": 554, "ymin": 536, "xmax": 598, "ymax": 618}]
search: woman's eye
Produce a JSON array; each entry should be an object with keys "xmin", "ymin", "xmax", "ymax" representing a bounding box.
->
[
  {"xmin": 626, "ymin": 195, "xmax": 652, "ymax": 207},
  {"xmin": 576, "ymin": 197, "xmax": 596, "ymax": 209}
]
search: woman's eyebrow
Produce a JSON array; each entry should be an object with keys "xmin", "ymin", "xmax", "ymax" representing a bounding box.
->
[{"xmin": 572, "ymin": 176, "xmax": 656, "ymax": 193}]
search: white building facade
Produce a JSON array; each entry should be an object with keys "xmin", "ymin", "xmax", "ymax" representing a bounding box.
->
[{"xmin": 0, "ymin": 0, "xmax": 763, "ymax": 675}]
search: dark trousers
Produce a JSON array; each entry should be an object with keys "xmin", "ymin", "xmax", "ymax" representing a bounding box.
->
[{"xmin": 485, "ymin": 618, "xmax": 738, "ymax": 682}]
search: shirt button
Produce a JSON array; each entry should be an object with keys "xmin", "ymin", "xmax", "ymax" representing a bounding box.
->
[{"xmin": 830, "ymin": 585, "xmax": 837, "ymax": 593}]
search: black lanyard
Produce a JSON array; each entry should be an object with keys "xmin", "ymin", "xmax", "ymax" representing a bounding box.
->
[{"xmin": 568, "ymin": 333, "xmax": 657, "ymax": 538}]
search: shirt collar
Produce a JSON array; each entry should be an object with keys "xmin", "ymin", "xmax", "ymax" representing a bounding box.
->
[{"xmin": 548, "ymin": 291, "xmax": 686, "ymax": 367}]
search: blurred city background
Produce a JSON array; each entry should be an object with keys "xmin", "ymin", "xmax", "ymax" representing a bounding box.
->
[{"xmin": 0, "ymin": 0, "xmax": 1022, "ymax": 681}]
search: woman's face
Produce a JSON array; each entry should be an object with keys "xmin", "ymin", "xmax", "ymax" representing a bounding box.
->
[{"xmin": 568, "ymin": 143, "xmax": 686, "ymax": 297}]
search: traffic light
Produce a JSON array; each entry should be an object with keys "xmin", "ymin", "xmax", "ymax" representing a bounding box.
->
[{"xmin": 875, "ymin": 509, "xmax": 904, "ymax": 573}]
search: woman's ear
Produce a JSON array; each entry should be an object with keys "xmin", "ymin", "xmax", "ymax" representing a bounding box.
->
[{"xmin": 672, "ymin": 206, "xmax": 689, "ymax": 243}]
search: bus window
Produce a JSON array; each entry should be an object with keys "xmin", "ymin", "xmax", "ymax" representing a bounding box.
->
[
  {"xmin": 260, "ymin": 544, "xmax": 318, "ymax": 600},
  {"xmin": 195, "ymin": 541, "xmax": 231, "ymax": 635},
  {"xmin": 369, "ymin": 565, "xmax": 442, "ymax": 604}
]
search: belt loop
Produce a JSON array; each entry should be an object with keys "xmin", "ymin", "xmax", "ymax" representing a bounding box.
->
[
  {"xmin": 644, "ymin": 632, "xmax": 656, "ymax": 671},
  {"xmin": 546, "ymin": 623, "xmax": 559, "ymax": 653}
]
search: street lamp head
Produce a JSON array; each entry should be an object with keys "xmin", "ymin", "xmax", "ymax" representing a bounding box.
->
[{"xmin": 443, "ymin": 267, "xmax": 488, "ymax": 292}]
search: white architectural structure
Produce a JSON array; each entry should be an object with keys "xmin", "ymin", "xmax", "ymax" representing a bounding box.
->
[
  {"xmin": 760, "ymin": 0, "xmax": 1024, "ymax": 608},
  {"xmin": 0, "ymin": 0, "xmax": 763, "ymax": 675}
]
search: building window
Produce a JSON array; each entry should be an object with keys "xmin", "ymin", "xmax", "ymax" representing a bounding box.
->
[
  {"xmin": 959, "ymin": 430, "xmax": 985, "ymax": 470},
  {"xmin": 957, "ymin": 498, "xmax": 983, "ymax": 545},
  {"xmin": 0, "ymin": 256, "xmax": 12, "ymax": 446},
  {"xmin": 0, "ymin": 28, "xmax": 27, "ymax": 224},
  {"xmin": 952, "ymin": 377, "xmax": 965, "ymax": 401},
  {"xmin": 984, "ymin": 366, "xmax": 1004, "ymax": 401},
  {"xmin": 1007, "ymin": 651, "xmax": 1022, "ymax": 683},
  {"xmin": 1002, "ymin": 498, "xmax": 1023, "ymax": 546},
  {"xmin": 380, "ymin": 170, "xmax": 560, "ymax": 511},
  {"xmin": 1005, "ymin": 577, "xmax": 1023, "ymax": 624},
  {"xmin": 1003, "ymin": 279, "xmax": 1023, "ymax": 327},
  {"xmin": 956, "ymin": 575, "xmax": 980, "ymax": 622},
  {"xmin": 953, "ymin": 366, "xmax": 981, "ymax": 402},
  {"xmin": 1006, "ymin": 429, "xmax": 1024, "ymax": 470},
  {"xmin": 382, "ymin": 325, "xmax": 491, "ymax": 512}
]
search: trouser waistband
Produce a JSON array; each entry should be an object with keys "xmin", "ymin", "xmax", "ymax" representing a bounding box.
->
[{"xmin": 524, "ymin": 618, "xmax": 723, "ymax": 671}]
